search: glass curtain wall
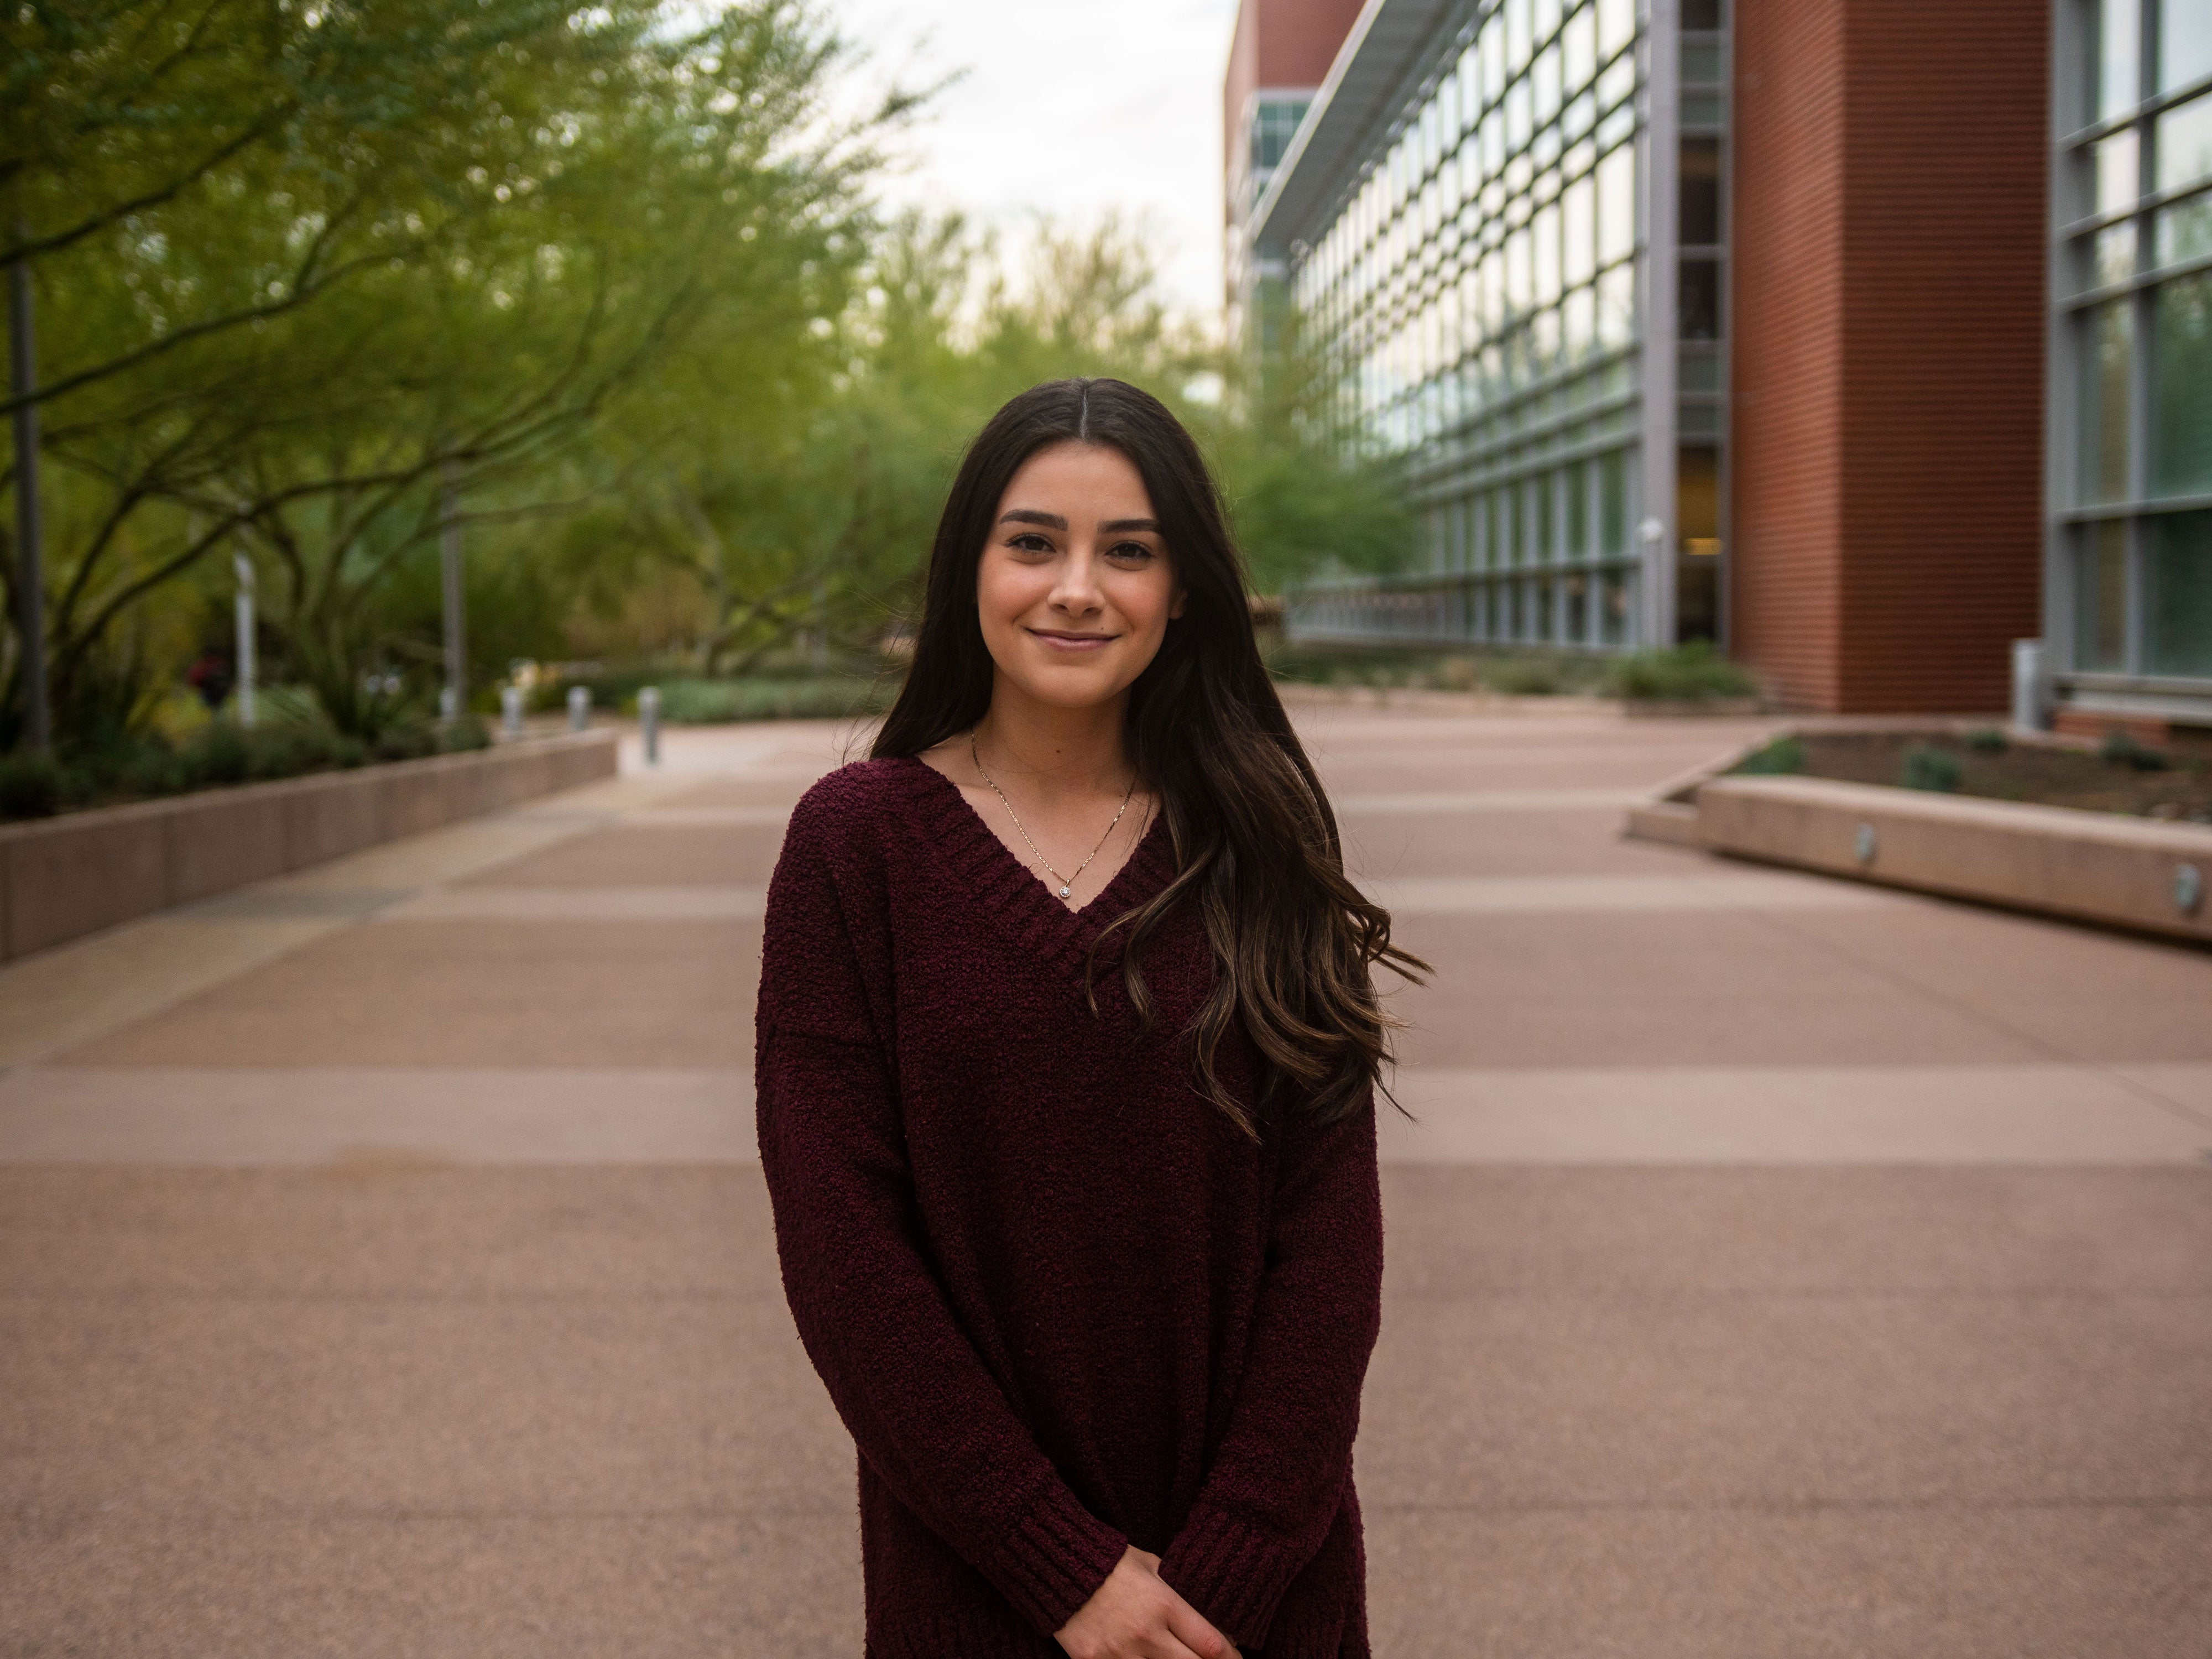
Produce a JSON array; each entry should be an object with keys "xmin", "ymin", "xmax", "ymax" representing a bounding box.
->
[
  {"xmin": 2054, "ymin": 0, "xmax": 2212, "ymax": 691},
  {"xmin": 1289, "ymin": 0, "xmax": 1648, "ymax": 648}
]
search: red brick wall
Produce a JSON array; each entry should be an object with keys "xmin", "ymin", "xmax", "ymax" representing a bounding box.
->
[
  {"xmin": 1225, "ymin": 0, "xmax": 1368, "ymax": 181},
  {"xmin": 1730, "ymin": 0, "xmax": 2047, "ymax": 713}
]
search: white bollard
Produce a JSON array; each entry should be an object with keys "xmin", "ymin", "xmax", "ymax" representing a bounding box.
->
[
  {"xmin": 500, "ymin": 683, "xmax": 524, "ymax": 740},
  {"xmin": 639, "ymin": 686, "xmax": 661, "ymax": 766},
  {"xmin": 2011, "ymin": 639, "xmax": 2047, "ymax": 732},
  {"xmin": 568, "ymin": 685, "xmax": 590, "ymax": 732}
]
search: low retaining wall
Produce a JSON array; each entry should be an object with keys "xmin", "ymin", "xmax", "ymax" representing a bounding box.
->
[
  {"xmin": 0, "ymin": 732, "xmax": 619, "ymax": 963},
  {"xmin": 1693, "ymin": 775, "xmax": 2212, "ymax": 944}
]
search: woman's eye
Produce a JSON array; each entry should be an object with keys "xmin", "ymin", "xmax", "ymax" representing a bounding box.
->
[
  {"xmin": 1109, "ymin": 542, "xmax": 1155, "ymax": 561},
  {"xmin": 1008, "ymin": 534, "xmax": 1053, "ymax": 554}
]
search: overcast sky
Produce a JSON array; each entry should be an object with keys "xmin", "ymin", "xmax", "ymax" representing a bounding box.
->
[{"xmin": 826, "ymin": 0, "xmax": 1241, "ymax": 317}]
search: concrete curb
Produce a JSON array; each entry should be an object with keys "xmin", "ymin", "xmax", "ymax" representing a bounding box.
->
[
  {"xmin": 1694, "ymin": 775, "xmax": 2212, "ymax": 944},
  {"xmin": 0, "ymin": 732, "xmax": 618, "ymax": 963}
]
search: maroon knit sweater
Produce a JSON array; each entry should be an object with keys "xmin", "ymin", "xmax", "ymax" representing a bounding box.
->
[{"xmin": 753, "ymin": 755, "xmax": 1385, "ymax": 1658}]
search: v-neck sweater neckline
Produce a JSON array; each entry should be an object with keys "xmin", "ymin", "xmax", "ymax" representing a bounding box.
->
[{"xmin": 890, "ymin": 752, "xmax": 1178, "ymax": 990}]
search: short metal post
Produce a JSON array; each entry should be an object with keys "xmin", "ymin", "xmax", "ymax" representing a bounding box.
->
[
  {"xmin": 439, "ymin": 463, "xmax": 465, "ymax": 721},
  {"xmin": 2011, "ymin": 638, "xmax": 2047, "ymax": 732},
  {"xmin": 500, "ymin": 682, "xmax": 524, "ymax": 739},
  {"xmin": 567, "ymin": 685, "xmax": 589, "ymax": 732},
  {"xmin": 639, "ymin": 685, "xmax": 660, "ymax": 765},
  {"xmin": 232, "ymin": 550, "xmax": 257, "ymax": 728}
]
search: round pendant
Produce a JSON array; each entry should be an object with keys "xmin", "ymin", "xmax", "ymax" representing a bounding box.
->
[{"xmin": 1059, "ymin": 885, "xmax": 1071, "ymax": 898}]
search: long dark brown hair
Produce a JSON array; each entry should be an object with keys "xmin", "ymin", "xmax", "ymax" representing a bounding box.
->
[{"xmin": 872, "ymin": 377, "xmax": 1428, "ymax": 1136}]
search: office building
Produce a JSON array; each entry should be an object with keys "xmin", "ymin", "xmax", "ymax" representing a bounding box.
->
[{"xmin": 1240, "ymin": 1, "xmax": 2194, "ymax": 719}]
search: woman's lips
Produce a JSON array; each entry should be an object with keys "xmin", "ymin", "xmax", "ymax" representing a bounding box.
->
[{"xmin": 1027, "ymin": 628, "xmax": 1115, "ymax": 651}]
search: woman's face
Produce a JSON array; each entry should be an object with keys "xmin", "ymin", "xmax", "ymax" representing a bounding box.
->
[{"xmin": 975, "ymin": 440, "xmax": 1187, "ymax": 712}]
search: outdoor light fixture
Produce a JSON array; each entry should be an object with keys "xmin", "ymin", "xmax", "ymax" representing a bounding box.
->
[{"xmin": 1854, "ymin": 823, "xmax": 1879, "ymax": 867}]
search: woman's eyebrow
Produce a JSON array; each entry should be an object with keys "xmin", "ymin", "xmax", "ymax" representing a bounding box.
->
[
  {"xmin": 999, "ymin": 509, "xmax": 1067, "ymax": 530},
  {"xmin": 1099, "ymin": 517, "xmax": 1161, "ymax": 533}
]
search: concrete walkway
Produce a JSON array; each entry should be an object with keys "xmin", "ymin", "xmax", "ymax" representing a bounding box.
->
[{"xmin": 3, "ymin": 709, "xmax": 2208, "ymax": 1656}]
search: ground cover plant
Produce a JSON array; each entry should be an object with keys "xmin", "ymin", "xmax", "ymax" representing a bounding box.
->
[
  {"xmin": 0, "ymin": 714, "xmax": 491, "ymax": 822},
  {"xmin": 1725, "ymin": 728, "xmax": 2212, "ymax": 822}
]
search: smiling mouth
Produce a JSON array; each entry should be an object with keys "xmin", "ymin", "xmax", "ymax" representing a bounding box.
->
[{"xmin": 1029, "ymin": 628, "xmax": 1115, "ymax": 643}]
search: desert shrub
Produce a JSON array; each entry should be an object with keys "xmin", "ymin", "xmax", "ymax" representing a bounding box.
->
[
  {"xmin": 1607, "ymin": 641, "xmax": 1760, "ymax": 702},
  {"xmin": 0, "ymin": 749, "xmax": 67, "ymax": 818},
  {"xmin": 190, "ymin": 722, "xmax": 253, "ymax": 785},
  {"xmin": 437, "ymin": 715, "xmax": 493, "ymax": 753},
  {"xmin": 1963, "ymin": 726, "xmax": 2009, "ymax": 754},
  {"xmin": 1901, "ymin": 743, "xmax": 1964, "ymax": 792},
  {"xmin": 1735, "ymin": 735, "xmax": 1804, "ymax": 776},
  {"xmin": 654, "ymin": 676, "xmax": 893, "ymax": 724},
  {"xmin": 2100, "ymin": 729, "xmax": 2169, "ymax": 771},
  {"xmin": 372, "ymin": 726, "xmax": 439, "ymax": 763},
  {"xmin": 1485, "ymin": 658, "xmax": 1564, "ymax": 696}
]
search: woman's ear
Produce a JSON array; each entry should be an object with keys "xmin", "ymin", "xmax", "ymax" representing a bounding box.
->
[{"xmin": 1169, "ymin": 583, "xmax": 1188, "ymax": 620}]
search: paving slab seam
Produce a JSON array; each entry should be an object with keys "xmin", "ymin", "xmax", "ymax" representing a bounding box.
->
[
  {"xmin": 1361, "ymin": 1494, "xmax": 2212, "ymax": 1516},
  {"xmin": 1746, "ymin": 909, "xmax": 2212, "ymax": 1137}
]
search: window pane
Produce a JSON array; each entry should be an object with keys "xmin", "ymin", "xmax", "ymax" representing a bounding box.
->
[
  {"xmin": 1564, "ymin": 173, "xmax": 1596, "ymax": 283},
  {"xmin": 1600, "ymin": 569, "xmax": 1629, "ymax": 644},
  {"xmin": 2076, "ymin": 520, "xmax": 2129, "ymax": 670},
  {"xmin": 1533, "ymin": 200, "xmax": 1561, "ymax": 305},
  {"xmin": 1597, "ymin": 0, "xmax": 1635, "ymax": 59},
  {"xmin": 2156, "ymin": 92, "xmax": 2212, "ymax": 195},
  {"xmin": 2083, "ymin": 299, "xmax": 2135, "ymax": 502},
  {"xmin": 2155, "ymin": 192, "xmax": 2212, "ymax": 264},
  {"xmin": 1680, "ymin": 137, "xmax": 1722, "ymax": 245},
  {"xmin": 1597, "ymin": 142, "xmax": 1635, "ymax": 264},
  {"xmin": 2153, "ymin": 271, "xmax": 2212, "ymax": 495},
  {"xmin": 2160, "ymin": 0, "xmax": 2212, "ymax": 93},
  {"xmin": 1679, "ymin": 256, "xmax": 1722, "ymax": 340},
  {"xmin": 2096, "ymin": 128, "xmax": 2140, "ymax": 215},
  {"xmin": 2146, "ymin": 509, "xmax": 2212, "ymax": 676},
  {"xmin": 1567, "ymin": 458, "xmax": 1590, "ymax": 555},
  {"xmin": 1564, "ymin": 6, "xmax": 1597, "ymax": 92},
  {"xmin": 2103, "ymin": 0, "xmax": 2141, "ymax": 119},
  {"xmin": 1599, "ymin": 449, "xmax": 1628, "ymax": 552},
  {"xmin": 2094, "ymin": 220, "xmax": 2137, "ymax": 286}
]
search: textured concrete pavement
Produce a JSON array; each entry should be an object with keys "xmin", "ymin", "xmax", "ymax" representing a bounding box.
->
[{"xmin": 4, "ymin": 708, "xmax": 2209, "ymax": 1656}]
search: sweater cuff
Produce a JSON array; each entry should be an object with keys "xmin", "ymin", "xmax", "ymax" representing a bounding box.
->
[
  {"xmin": 981, "ymin": 1479, "xmax": 1129, "ymax": 1639},
  {"xmin": 1155, "ymin": 1503, "xmax": 1303, "ymax": 1650}
]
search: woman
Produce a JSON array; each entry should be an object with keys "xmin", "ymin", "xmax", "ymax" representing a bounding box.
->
[{"xmin": 755, "ymin": 378, "xmax": 1427, "ymax": 1659}]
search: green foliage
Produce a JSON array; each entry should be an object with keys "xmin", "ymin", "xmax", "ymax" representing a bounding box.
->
[
  {"xmin": 1901, "ymin": 743, "xmax": 1964, "ymax": 792},
  {"xmin": 0, "ymin": 750, "xmax": 66, "ymax": 818},
  {"xmin": 1485, "ymin": 657, "xmax": 1567, "ymax": 696},
  {"xmin": 1606, "ymin": 642, "xmax": 1760, "ymax": 702},
  {"xmin": 2100, "ymin": 729, "xmax": 2170, "ymax": 770},
  {"xmin": 1964, "ymin": 726, "xmax": 2010, "ymax": 754},
  {"xmin": 654, "ymin": 676, "xmax": 896, "ymax": 724},
  {"xmin": 437, "ymin": 716, "xmax": 493, "ymax": 753},
  {"xmin": 4, "ymin": 2, "xmax": 1438, "ymax": 748},
  {"xmin": 1735, "ymin": 735, "xmax": 1806, "ymax": 776}
]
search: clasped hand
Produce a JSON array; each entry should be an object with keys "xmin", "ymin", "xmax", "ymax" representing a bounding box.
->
[{"xmin": 1054, "ymin": 1546, "xmax": 1241, "ymax": 1659}]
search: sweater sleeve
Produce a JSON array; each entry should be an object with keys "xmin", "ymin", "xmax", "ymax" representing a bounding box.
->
[
  {"xmin": 754, "ymin": 789, "xmax": 1129, "ymax": 1639},
  {"xmin": 1155, "ymin": 1086, "xmax": 1385, "ymax": 1650}
]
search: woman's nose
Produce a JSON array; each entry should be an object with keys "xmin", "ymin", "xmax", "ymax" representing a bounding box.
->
[{"xmin": 1050, "ymin": 547, "xmax": 1105, "ymax": 611}]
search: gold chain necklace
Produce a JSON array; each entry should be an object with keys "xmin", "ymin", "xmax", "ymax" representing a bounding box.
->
[{"xmin": 968, "ymin": 727, "xmax": 1137, "ymax": 901}]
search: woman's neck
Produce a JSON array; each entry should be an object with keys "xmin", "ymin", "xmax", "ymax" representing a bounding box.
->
[{"xmin": 971, "ymin": 677, "xmax": 1135, "ymax": 804}]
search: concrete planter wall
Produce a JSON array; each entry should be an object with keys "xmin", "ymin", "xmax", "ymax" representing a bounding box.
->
[
  {"xmin": 1694, "ymin": 775, "xmax": 2212, "ymax": 944},
  {"xmin": 0, "ymin": 732, "xmax": 617, "ymax": 963}
]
